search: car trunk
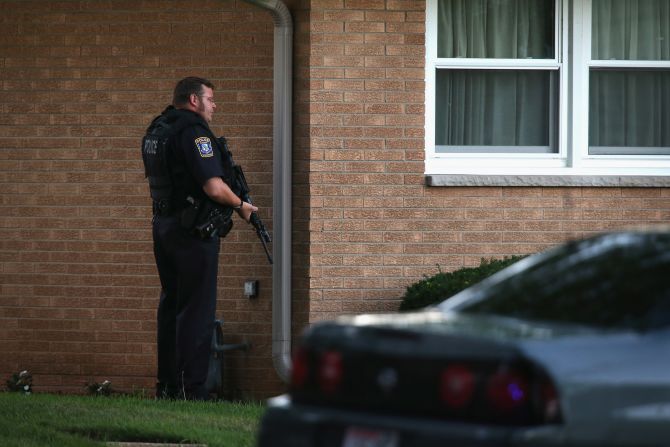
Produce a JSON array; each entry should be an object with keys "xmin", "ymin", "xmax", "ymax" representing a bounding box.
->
[{"xmin": 290, "ymin": 311, "xmax": 566, "ymax": 426}]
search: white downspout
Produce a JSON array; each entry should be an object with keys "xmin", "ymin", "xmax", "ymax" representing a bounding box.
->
[{"xmin": 238, "ymin": 0, "xmax": 293, "ymax": 382}]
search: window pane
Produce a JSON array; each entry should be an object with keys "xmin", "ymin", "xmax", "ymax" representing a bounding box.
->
[
  {"xmin": 437, "ymin": 0, "xmax": 555, "ymax": 58},
  {"xmin": 589, "ymin": 70, "xmax": 670, "ymax": 154},
  {"xmin": 592, "ymin": 0, "xmax": 670, "ymax": 60},
  {"xmin": 435, "ymin": 69, "xmax": 558, "ymax": 153}
]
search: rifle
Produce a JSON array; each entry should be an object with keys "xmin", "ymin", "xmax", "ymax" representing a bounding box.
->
[{"xmin": 218, "ymin": 137, "xmax": 273, "ymax": 265}]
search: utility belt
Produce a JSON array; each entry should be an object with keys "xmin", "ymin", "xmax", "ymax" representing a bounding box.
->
[
  {"xmin": 152, "ymin": 198, "xmax": 178, "ymax": 217},
  {"xmin": 179, "ymin": 195, "xmax": 233, "ymax": 240}
]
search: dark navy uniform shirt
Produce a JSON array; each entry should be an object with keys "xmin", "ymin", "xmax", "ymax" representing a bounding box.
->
[{"xmin": 169, "ymin": 109, "xmax": 225, "ymax": 200}]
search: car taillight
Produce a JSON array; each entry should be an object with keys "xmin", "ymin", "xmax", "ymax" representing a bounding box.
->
[
  {"xmin": 438, "ymin": 362, "xmax": 562, "ymax": 426},
  {"xmin": 440, "ymin": 364, "xmax": 475, "ymax": 408},
  {"xmin": 318, "ymin": 350, "xmax": 343, "ymax": 394},
  {"xmin": 486, "ymin": 367, "xmax": 529, "ymax": 411},
  {"xmin": 290, "ymin": 346, "xmax": 309, "ymax": 389}
]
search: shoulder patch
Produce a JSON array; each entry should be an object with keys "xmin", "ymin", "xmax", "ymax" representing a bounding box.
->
[{"xmin": 195, "ymin": 137, "xmax": 214, "ymax": 158}]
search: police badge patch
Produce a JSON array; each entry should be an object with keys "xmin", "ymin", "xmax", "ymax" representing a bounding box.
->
[{"xmin": 195, "ymin": 137, "xmax": 214, "ymax": 158}]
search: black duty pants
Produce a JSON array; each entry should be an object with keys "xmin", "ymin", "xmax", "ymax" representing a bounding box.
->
[{"xmin": 152, "ymin": 215, "xmax": 219, "ymax": 400}]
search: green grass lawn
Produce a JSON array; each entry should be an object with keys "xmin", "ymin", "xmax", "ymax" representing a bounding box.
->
[{"xmin": 0, "ymin": 392, "xmax": 265, "ymax": 447}]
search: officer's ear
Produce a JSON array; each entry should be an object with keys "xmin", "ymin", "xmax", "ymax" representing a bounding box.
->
[{"xmin": 189, "ymin": 93, "xmax": 199, "ymax": 107}]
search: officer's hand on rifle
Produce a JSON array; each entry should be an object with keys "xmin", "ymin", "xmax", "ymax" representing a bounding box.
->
[
  {"xmin": 234, "ymin": 200, "xmax": 258, "ymax": 223},
  {"xmin": 218, "ymin": 136, "xmax": 273, "ymax": 264}
]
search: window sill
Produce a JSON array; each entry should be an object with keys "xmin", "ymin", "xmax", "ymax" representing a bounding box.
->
[{"xmin": 426, "ymin": 174, "xmax": 670, "ymax": 187}]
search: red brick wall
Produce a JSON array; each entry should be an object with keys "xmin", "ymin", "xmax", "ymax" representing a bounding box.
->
[
  {"xmin": 304, "ymin": 0, "xmax": 426, "ymax": 322},
  {"xmin": 0, "ymin": 0, "xmax": 280, "ymax": 399}
]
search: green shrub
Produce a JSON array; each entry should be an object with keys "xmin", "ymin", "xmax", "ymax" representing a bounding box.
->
[{"xmin": 399, "ymin": 256, "xmax": 526, "ymax": 311}]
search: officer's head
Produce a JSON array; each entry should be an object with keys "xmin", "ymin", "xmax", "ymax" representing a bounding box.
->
[{"xmin": 173, "ymin": 76, "xmax": 216, "ymax": 123}]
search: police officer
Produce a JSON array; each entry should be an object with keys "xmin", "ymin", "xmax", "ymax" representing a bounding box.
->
[{"xmin": 143, "ymin": 77, "xmax": 257, "ymax": 400}]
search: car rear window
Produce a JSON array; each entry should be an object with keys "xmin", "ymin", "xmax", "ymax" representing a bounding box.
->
[{"xmin": 459, "ymin": 233, "xmax": 670, "ymax": 331}]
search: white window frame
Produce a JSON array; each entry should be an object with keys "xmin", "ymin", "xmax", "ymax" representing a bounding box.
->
[{"xmin": 425, "ymin": 0, "xmax": 670, "ymax": 183}]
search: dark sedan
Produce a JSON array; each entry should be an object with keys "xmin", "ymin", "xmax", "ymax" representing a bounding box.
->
[{"xmin": 257, "ymin": 230, "xmax": 670, "ymax": 447}]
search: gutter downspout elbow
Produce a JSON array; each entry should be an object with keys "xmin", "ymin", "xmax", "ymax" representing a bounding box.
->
[{"xmin": 238, "ymin": 0, "xmax": 293, "ymax": 383}]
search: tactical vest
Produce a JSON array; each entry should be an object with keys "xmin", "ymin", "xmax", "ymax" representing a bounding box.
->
[{"xmin": 141, "ymin": 106, "xmax": 207, "ymax": 213}]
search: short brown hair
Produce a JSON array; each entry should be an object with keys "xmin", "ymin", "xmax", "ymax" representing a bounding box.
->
[{"xmin": 172, "ymin": 76, "xmax": 215, "ymax": 107}]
